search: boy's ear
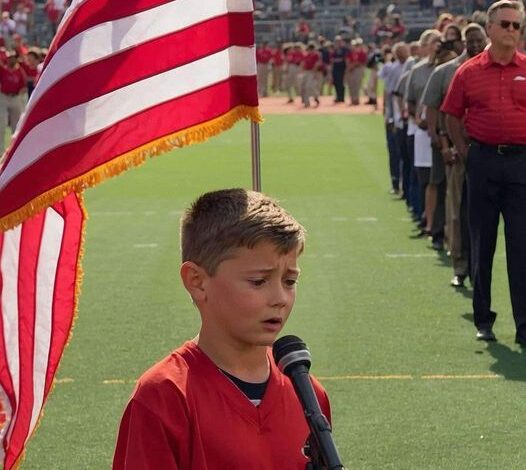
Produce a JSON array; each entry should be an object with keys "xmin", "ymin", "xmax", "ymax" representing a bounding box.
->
[{"xmin": 180, "ymin": 261, "xmax": 208, "ymax": 303}]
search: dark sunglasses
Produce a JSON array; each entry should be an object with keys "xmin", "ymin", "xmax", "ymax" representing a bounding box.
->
[{"xmin": 498, "ymin": 20, "xmax": 521, "ymax": 30}]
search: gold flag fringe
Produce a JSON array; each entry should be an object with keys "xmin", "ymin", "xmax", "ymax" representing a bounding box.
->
[
  {"xmin": 11, "ymin": 193, "xmax": 87, "ymax": 470},
  {"xmin": 0, "ymin": 105, "xmax": 262, "ymax": 232}
]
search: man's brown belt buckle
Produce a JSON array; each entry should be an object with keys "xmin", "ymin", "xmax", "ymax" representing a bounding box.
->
[{"xmin": 497, "ymin": 145, "xmax": 509, "ymax": 155}]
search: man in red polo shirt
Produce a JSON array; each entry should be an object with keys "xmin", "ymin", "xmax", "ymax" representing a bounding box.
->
[
  {"xmin": 442, "ymin": 0, "xmax": 526, "ymax": 347},
  {"xmin": 0, "ymin": 51, "xmax": 26, "ymax": 153},
  {"xmin": 300, "ymin": 42, "xmax": 320, "ymax": 108},
  {"xmin": 256, "ymin": 41, "xmax": 272, "ymax": 97}
]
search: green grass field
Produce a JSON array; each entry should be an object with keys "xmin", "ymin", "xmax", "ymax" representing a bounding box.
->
[{"xmin": 22, "ymin": 114, "xmax": 525, "ymax": 469}]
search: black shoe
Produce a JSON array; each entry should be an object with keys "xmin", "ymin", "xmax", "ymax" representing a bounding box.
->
[
  {"xmin": 431, "ymin": 239, "xmax": 444, "ymax": 251},
  {"xmin": 476, "ymin": 329, "xmax": 496, "ymax": 342},
  {"xmin": 410, "ymin": 229, "xmax": 431, "ymax": 239},
  {"xmin": 314, "ymin": 98, "xmax": 320, "ymax": 107},
  {"xmin": 286, "ymin": 98, "xmax": 294, "ymax": 104},
  {"xmin": 450, "ymin": 275, "xmax": 466, "ymax": 288}
]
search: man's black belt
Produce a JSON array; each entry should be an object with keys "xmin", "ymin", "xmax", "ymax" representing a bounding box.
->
[{"xmin": 470, "ymin": 139, "xmax": 526, "ymax": 156}]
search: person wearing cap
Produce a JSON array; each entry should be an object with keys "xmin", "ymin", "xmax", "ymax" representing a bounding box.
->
[
  {"xmin": 346, "ymin": 38, "xmax": 367, "ymax": 105},
  {"xmin": 442, "ymin": 0, "xmax": 526, "ymax": 347},
  {"xmin": 300, "ymin": 42, "xmax": 320, "ymax": 108},
  {"xmin": 0, "ymin": 51, "xmax": 26, "ymax": 153}
]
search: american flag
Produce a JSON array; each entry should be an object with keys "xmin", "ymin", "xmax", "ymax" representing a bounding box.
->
[{"xmin": 0, "ymin": 0, "xmax": 259, "ymax": 467}]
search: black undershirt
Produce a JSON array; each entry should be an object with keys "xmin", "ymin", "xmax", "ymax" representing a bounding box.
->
[{"xmin": 221, "ymin": 369, "xmax": 269, "ymax": 405}]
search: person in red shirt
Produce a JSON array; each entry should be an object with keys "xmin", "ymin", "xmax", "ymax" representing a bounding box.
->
[
  {"xmin": 256, "ymin": 41, "xmax": 272, "ymax": 97},
  {"xmin": 0, "ymin": 50, "xmax": 26, "ymax": 153},
  {"xmin": 346, "ymin": 38, "xmax": 367, "ymax": 105},
  {"xmin": 300, "ymin": 42, "xmax": 320, "ymax": 108},
  {"xmin": 113, "ymin": 189, "xmax": 333, "ymax": 469},
  {"xmin": 284, "ymin": 42, "xmax": 304, "ymax": 103},
  {"xmin": 443, "ymin": 0, "xmax": 526, "ymax": 347},
  {"xmin": 271, "ymin": 41, "xmax": 284, "ymax": 94},
  {"xmin": 20, "ymin": 46, "xmax": 39, "ymax": 96}
]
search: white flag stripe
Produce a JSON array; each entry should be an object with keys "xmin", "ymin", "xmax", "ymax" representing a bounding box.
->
[
  {"xmin": 0, "ymin": 45, "xmax": 255, "ymax": 189},
  {"xmin": 28, "ymin": 210, "xmax": 65, "ymax": 438},
  {"xmin": 0, "ymin": 226, "xmax": 22, "ymax": 444},
  {"xmin": 20, "ymin": 0, "xmax": 253, "ymax": 130}
]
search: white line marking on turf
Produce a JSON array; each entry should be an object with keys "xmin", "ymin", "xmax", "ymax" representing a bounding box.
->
[
  {"xmin": 91, "ymin": 211, "xmax": 133, "ymax": 216},
  {"xmin": 318, "ymin": 374, "xmax": 502, "ymax": 381},
  {"xmin": 400, "ymin": 217, "xmax": 413, "ymax": 222},
  {"xmin": 133, "ymin": 243, "xmax": 158, "ymax": 248},
  {"xmin": 55, "ymin": 378, "xmax": 74, "ymax": 384},
  {"xmin": 143, "ymin": 211, "xmax": 156, "ymax": 216},
  {"xmin": 169, "ymin": 211, "xmax": 183, "ymax": 216},
  {"xmin": 386, "ymin": 253, "xmax": 437, "ymax": 258},
  {"xmin": 356, "ymin": 217, "xmax": 378, "ymax": 222},
  {"xmin": 421, "ymin": 374, "xmax": 500, "ymax": 380},
  {"xmin": 53, "ymin": 374, "xmax": 505, "ymax": 385}
]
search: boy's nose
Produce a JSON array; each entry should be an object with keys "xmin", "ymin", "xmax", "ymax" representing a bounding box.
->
[{"xmin": 270, "ymin": 283, "xmax": 289, "ymax": 308}]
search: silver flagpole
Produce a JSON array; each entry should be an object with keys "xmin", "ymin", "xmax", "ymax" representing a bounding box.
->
[{"xmin": 251, "ymin": 121, "xmax": 261, "ymax": 191}]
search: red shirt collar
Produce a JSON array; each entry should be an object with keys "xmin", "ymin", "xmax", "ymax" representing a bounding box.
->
[{"xmin": 480, "ymin": 48, "xmax": 526, "ymax": 68}]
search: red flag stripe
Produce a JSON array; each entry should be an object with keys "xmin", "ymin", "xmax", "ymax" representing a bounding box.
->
[
  {"xmin": 13, "ymin": 12, "xmax": 254, "ymax": 151},
  {"xmin": 44, "ymin": 194, "xmax": 84, "ymax": 397},
  {"xmin": 48, "ymin": 0, "xmax": 253, "ymax": 63},
  {"xmin": 0, "ymin": 46, "xmax": 256, "ymax": 196},
  {"xmin": 2, "ymin": 194, "xmax": 84, "ymax": 470},
  {"xmin": 1, "ymin": 76, "xmax": 257, "ymax": 219},
  {"xmin": 48, "ymin": 0, "xmax": 173, "ymax": 59},
  {"xmin": 5, "ymin": 212, "xmax": 46, "ymax": 464},
  {"xmin": 21, "ymin": 0, "xmax": 254, "ymax": 142}
]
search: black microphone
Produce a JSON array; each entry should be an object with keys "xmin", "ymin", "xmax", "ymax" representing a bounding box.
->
[{"xmin": 273, "ymin": 335, "xmax": 345, "ymax": 470}]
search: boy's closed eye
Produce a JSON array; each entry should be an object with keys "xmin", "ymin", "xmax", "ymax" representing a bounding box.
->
[{"xmin": 247, "ymin": 278, "xmax": 299, "ymax": 288}]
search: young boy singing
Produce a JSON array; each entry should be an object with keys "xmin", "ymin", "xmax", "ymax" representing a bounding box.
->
[{"xmin": 113, "ymin": 188, "xmax": 331, "ymax": 469}]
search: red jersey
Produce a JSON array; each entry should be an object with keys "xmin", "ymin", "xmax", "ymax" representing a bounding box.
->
[
  {"xmin": 0, "ymin": 65, "xmax": 25, "ymax": 94},
  {"xmin": 20, "ymin": 0, "xmax": 34, "ymax": 12},
  {"xmin": 347, "ymin": 49, "xmax": 368, "ymax": 65},
  {"xmin": 20, "ymin": 61, "xmax": 37, "ymax": 80},
  {"xmin": 272, "ymin": 49, "xmax": 284, "ymax": 66},
  {"xmin": 113, "ymin": 341, "xmax": 331, "ymax": 470},
  {"xmin": 256, "ymin": 47, "xmax": 272, "ymax": 64},
  {"xmin": 286, "ymin": 50, "xmax": 304, "ymax": 66},
  {"xmin": 441, "ymin": 49, "xmax": 526, "ymax": 145},
  {"xmin": 1, "ymin": 0, "xmax": 12, "ymax": 12},
  {"xmin": 303, "ymin": 51, "xmax": 320, "ymax": 71}
]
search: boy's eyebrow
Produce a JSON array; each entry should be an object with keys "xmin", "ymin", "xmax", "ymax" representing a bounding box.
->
[{"xmin": 244, "ymin": 267, "xmax": 301, "ymax": 275}]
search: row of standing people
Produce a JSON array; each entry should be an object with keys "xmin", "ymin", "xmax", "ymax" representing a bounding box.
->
[
  {"xmin": 256, "ymin": 37, "xmax": 378, "ymax": 108},
  {"xmin": 381, "ymin": 0, "xmax": 526, "ymax": 347},
  {"xmin": 0, "ymin": 43, "xmax": 44, "ymax": 155}
]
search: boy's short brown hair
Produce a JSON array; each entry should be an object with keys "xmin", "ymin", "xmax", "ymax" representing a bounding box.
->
[{"xmin": 181, "ymin": 188, "xmax": 305, "ymax": 274}]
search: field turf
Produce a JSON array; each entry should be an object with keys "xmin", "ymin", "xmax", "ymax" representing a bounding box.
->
[{"xmin": 23, "ymin": 114, "xmax": 525, "ymax": 469}]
